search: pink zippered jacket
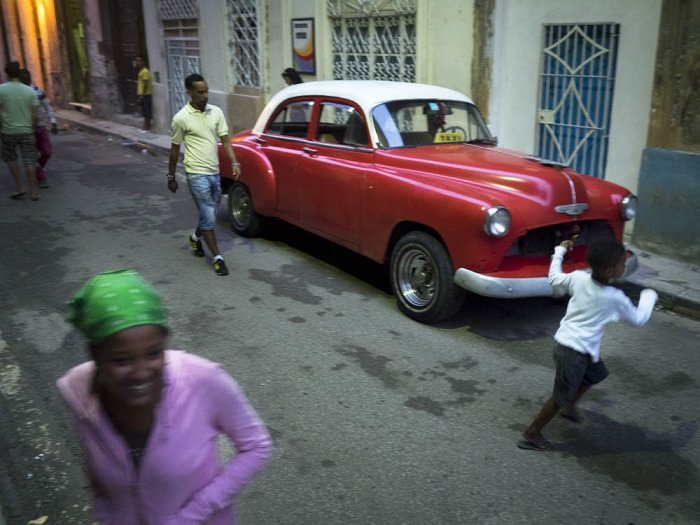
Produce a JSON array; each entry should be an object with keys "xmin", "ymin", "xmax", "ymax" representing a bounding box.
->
[{"xmin": 57, "ymin": 350, "xmax": 273, "ymax": 524}]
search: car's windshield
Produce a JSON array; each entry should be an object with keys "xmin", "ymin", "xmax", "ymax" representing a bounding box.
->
[{"xmin": 372, "ymin": 100, "xmax": 494, "ymax": 148}]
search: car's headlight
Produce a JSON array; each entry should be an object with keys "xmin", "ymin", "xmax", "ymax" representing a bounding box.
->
[
  {"xmin": 620, "ymin": 194, "xmax": 637, "ymax": 221},
  {"xmin": 484, "ymin": 206, "xmax": 511, "ymax": 237}
]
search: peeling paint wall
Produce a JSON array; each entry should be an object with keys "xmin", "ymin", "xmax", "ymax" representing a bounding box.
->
[
  {"xmin": 647, "ymin": 0, "xmax": 700, "ymax": 153},
  {"xmin": 471, "ymin": 0, "xmax": 493, "ymax": 122},
  {"xmin": 82, "ymin": 0, "xmax": 121, "ymax": 119},
  {"xmin": 633, "ymin": 148, "xmax": 700, "ymax": 264},
  {"xmin": 635, "ymin": 0, "xmax": 700, "ymax": 263},
  {"xmin": 0, "ymin": 0, "xmax": 65, "ymax": 105}
]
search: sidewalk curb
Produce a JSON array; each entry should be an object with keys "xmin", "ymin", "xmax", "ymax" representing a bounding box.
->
[{"xmin": 56, "ymin": 109, "xmax": 170, "ymax": 157}]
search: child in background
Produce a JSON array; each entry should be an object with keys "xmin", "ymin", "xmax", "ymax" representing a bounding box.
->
[
  {"xmin": 519, "ymin": 237, "xmax": 658, "ymax": 450},
  {"xmin": 18, "ymin": 69, "xmax": 57, "ymax": 189}
]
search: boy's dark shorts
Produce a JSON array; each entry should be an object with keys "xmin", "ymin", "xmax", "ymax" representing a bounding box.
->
[
  {"xmin": 552, "ymin": 343, "xmax": 608, "ymax": 408},
  {"xmin": 141, "ymin": 95, "xmax": 153, "ymax": 119}
]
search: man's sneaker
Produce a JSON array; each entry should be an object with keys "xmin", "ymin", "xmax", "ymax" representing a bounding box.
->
[
  {"xmin": 38, "ymin": 179, "xmax": 49, "ymax": 189},
  {"xmin": 189, "ymin": 234, "xmax": 205, "ymax": 257},
  {"xmin": 213, "ymin": 258, "xmax": 229, "ymax": 276}
]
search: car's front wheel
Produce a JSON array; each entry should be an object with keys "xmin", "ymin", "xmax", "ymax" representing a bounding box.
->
[
  {"xmin": 228, "ymin": 182, "xmax": 264, "ymax": 237},
  {"xmin": 390, "ymin": 232, "xmax": 465, "ymax": 323}
]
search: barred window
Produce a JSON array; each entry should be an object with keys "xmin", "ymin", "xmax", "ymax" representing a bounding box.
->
[
  {"xmin": 227, "ymin": 0, "xmax": 261, "ymax": 87},
  {"xmin": 331, "ymin": 14, "xmax": 416, "ymax": 81},
  {"xmin": 160, "ymin": 0, "xmax": 198, "ymax": 20},
  {"xmin": 164, "ymin": 19, "xmax": 201, "ymax": 116}
]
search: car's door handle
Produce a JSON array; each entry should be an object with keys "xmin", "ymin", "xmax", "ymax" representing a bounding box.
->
[
  {"xmin": 253, "ymin": 137, "xmax": 267, "ymax": 145},
  {"xmin": 303, "ymin": 147, "xmax": 318, "ymax": 155}
]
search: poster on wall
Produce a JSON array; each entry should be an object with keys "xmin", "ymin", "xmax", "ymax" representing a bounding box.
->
[{"xmin": 292, "ymin": 18, "xmax": 315, "ymax": 75}]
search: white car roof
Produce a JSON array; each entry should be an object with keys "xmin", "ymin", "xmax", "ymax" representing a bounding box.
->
[{"xmin": 252, "ymin": 80, "xmax": 474, "ymax": 135}]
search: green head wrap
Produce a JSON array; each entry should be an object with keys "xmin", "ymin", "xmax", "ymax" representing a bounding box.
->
[{"xmin": 67, "ymin": 269, "xmax": 168, "ymax": 345}]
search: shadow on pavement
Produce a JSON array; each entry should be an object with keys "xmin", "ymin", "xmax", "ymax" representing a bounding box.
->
[{"xmin": 253, "ymin": 219, "xmax": 567, "ymax": 339}]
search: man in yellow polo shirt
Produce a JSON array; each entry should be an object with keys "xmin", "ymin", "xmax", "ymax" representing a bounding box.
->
[
  {"xmin": 135, "ymin": 56, "xmax": 152, "ymax": 131},
  {"xmin": 167, "ymin": 73, "xmax": 239, "ymax": 276}
]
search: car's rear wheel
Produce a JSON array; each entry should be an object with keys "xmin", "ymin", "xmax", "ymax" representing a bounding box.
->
[
  {"xmin": 390, "ymin": 232, "xmax": 465, "ymax": 323},
  {"xmin": 228, "ymin": 182, "xmax": 264, "ymax": 237}
]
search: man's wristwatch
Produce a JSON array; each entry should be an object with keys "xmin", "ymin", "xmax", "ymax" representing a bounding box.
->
[
  {"xmin": 232, "ymin": 161, "xmax": 240, "ymax": 169},
  {"xmin": 167, "ymin": 173, "xmax": 176, "ymax": 181}
]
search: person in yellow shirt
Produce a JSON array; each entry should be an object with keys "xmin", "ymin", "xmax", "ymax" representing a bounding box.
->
[
  {"xmin": 167, "ymin": 73, "xmax": 239, "ymax": 276},
  {"xmin": 135, "ymin": 56, "xmax": 152, "ymax": 131}
]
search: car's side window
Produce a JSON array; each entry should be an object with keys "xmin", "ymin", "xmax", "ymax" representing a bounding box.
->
[
  {"xmin": 267, "ymin": 100, "xmax": 314, "ymax": 138},
  {"xmin": 316, "ymin": 102, "xmax": 368, "ymax": 146}
]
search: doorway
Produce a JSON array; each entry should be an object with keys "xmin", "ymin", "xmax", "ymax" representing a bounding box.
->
[{"xmin": 536, "ymin": 23, "xmax": 620, "ymax": 179}]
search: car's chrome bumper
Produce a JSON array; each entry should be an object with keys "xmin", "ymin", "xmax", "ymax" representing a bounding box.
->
[{"xmin": 453, "ymin": 252, "xmax": 639, "ymax": 299}]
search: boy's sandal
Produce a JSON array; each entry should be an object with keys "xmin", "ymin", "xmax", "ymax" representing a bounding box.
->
[
  {"xmin": 517, "ymin": 433, "xmax": 552, "ymax": 451},
  {"xmin": 10, "ymin": 191, "xmax": 26, "ymax": 200}
]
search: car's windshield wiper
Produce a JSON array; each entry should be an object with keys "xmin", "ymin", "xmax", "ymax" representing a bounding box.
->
[{"xmin": 464, "ymin": 137, "xmax": 497, "ymax": 145}]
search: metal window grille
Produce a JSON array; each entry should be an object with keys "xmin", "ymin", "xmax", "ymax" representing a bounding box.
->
[
  {"xmin": 227, "ymin": 0, "xmax": 261, "ymax": 87},
  {"xmin": 329, "ymin": 0, "xmax": 416, "ymax": 82},
  {"xmin": 536, "ymin": 23, "xmax": 619, "ymax": 179},
  {"xmin": 164, "ymin": 19, "xmax": 201, "ymax": 116},
  {"xmin": 160, "ymin": 0, "xmax": 198, "ymax": 21}
]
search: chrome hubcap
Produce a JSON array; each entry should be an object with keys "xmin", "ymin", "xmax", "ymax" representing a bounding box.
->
[
  {"xmin": 231, "ymin": 186, "xmax": 251, "ymax": 228},
  {"xmin": 396, "ymin": 246, "xmax": 437, "ymax": 308}
]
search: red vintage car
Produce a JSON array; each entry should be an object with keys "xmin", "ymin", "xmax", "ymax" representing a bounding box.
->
[{"xmin": 219, "ymin": 81, "xmax": 637, "ymax": 322}]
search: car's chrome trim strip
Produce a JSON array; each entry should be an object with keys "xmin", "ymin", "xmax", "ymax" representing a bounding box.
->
[
  {"xmin": 259, "ymin": 133, "xmax": 374, "ymax": 153},
  {"xmin": 561, "ymin": 169, "xmax": 577, "ymax": 203},
  {"xmin": 260, "ymin": 133, "xmax": 309, "ymax": 145},
  {"xmin": 453, "ymin": 252, "xmax": 638, "ymax": 298}
]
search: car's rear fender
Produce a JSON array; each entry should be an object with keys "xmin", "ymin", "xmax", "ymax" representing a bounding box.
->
[{"xmin": 219, "ymin": 138, "xmax": 278, "ymax": 214}]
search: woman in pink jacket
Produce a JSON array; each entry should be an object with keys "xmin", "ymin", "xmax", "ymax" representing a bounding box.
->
[{"xmin": 58, "ymin": 269, "xmax": 272, "ymax": 524}]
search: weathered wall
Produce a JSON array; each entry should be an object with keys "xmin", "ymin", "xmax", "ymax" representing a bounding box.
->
[
  {"xmin": 647, "ymin": 0, "xmax": 700, "ymax": 153},
  {"xmin": 141, "ymin": 0, "xmax": 167, "ymax": 132},
  {"xmin": 471, "ymin": 0, "xmax": 493, "ymax": 121},
  {"xmin": 632, "ymin": 148, "xmax": 700, "ymax": 264},
  {"xmin": 0, "ymin": 0, "xmax": 64, "ymax": 105},
  {"xmin": 83, "ymin": 0, "xmax": 120, "ymax": 119},
  {"xmin": 421, "ymin": 0, "xmax": 473, "ymax": 94},
  {"xmin": 634, "ymin": 0, "xmax": 700, "ymax": 262}
]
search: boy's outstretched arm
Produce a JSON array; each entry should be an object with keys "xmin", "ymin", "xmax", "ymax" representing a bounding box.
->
[
  {"xmin": 548, "ymin": 243, "xmax": 573, "ymax": 292},
  {"xmin": 619, "ymin": 288, "xmax": 658, "ymax": 327}
]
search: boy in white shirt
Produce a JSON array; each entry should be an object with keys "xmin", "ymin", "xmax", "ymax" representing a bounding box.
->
[{"xmin": 519, "ymin": 237, "xmax": 658, "ymax": 450}]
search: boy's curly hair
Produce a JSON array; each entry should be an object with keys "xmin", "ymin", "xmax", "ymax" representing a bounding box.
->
[{"xmin": 586, "ymin": 237, "xmax": 626, "ymax": 273}]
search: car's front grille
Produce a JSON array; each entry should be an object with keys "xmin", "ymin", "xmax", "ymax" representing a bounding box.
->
[{"xmin": 507, "ymin": 220, "xmax": 615, "ymax": 257}]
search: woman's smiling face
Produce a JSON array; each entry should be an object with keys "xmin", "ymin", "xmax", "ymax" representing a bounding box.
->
[{"xmin": 93, "ymin": 324, "xmax": 167, "ymax": 408}]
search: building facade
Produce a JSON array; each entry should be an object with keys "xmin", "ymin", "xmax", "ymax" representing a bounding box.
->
[
  {"xmin": 137, "ymin": 0, "xmax": 662, "ymax": 197},
  {"xmin": 3, "ymin": 0, "xmax": 697, "ymax": 261}
]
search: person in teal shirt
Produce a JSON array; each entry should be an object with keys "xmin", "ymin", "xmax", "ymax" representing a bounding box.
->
[{"xmin": 0, "ymin": 61, "xmax": 40, "ymax": 200}]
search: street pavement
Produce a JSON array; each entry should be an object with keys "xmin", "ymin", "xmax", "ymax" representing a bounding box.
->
[{"xmin": 55, "ymin": 108, "xmax": 700, "ymax": 320}]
